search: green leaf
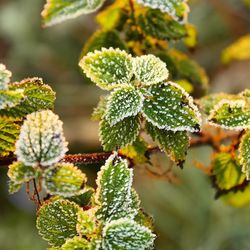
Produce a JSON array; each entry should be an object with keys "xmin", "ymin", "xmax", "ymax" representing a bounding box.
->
[
  {"xmin": 132, "ymin": 55, "xmax": 169, "ymax": 86},
  {"xmin": 0, "ymin": 89, "xmax": 24, "ymax": 110},
  {"xmin": 0, "ymin": 63, "xmax": 11, "ymax": 90},
  {"xmin": 79, "ymin": 48, "xmax": 133, "ymax": 90},
  {"xmin": 15, "ymin": 110, "xmax": 68, "ymax": 167},
  {"xmin": 119, "ymin": 138, "xmax": 148, "ymax": 164},
  {"xmin": 221, "ymin": 35, "xmax": 250, "ymax": 64},
  {"xmin": 142, "ymin": 82, "xmax": 201, "ymax": 132},
  {"xmin": 43, "ymin": 163, "xmax": 87, "ymax": 197},
  {"xmin": 0, "ymin": 78, "xmax": 55, "ymax": 118},
  {"xmin": 100, "ymin": 115, "xmax": 140, "ymax": 151},
  {"xmin": 0, "ymin": 117, "xmax": 20, "ymax": 157},
  {"xmin": 91, "ymin": 95, "xmax": 108, "ymax": 121},
  {"xmin": 102, "ymin": 218, "xmax": 155, "ymax": 250},
  {"xmin": 36, "ymin": 199, "xmax": 79, "ymax": 247},
  {"xmin": 82, "ymin": 30, "xmax": 127, "ymax": 56},
  {"xmin": 138, "ymin": 9, "xmax": 187, "ymax": 40},
  {"xmin": 198, "ymin": 93, "xmax": 241, "ymax": 115},
  {"xmin": 76, "ymin": 209, "xmax": 96, "ymax": 237},
  {"xmin": 7, "ymin": 161, "xmax": 37, "ymax": 184},
  {"xmin": 105, "ymin": 86, "xmax": 144, "ymax": 125},
  {"xmin": 62, "ymin": 237, "xmax": 100, "ymax": 250},
  {"xmin": 212, "ymin": 153, "xmax": 245, "ymax": 190},
  {"xmin": 239, "ymin": 131, "xmax": 250, "ymax": 179},
  {"xmin": 145, "ymin": 121, "xmax": 189, "ymax": 165},
  {"xmin": 208, "ymin": 100, "xmax": 250, "ymax": 130},
  {"xmin": 134, "ymin": 209, "xmax": 154, "ymax": 231},
  {"xmin": 95, "ymin": 153, "xmax": 137, "ymax": 223},
  {"xmin": 42, "ymin": 0, "xmax": 105, "ymax": 27},
  {"xmin": 8, "ymin": 180, "xmax": 22, "ymax": 194},
  {"xmin": 136, "ymin": 0, "xmax": 189, "ymax": 21}
]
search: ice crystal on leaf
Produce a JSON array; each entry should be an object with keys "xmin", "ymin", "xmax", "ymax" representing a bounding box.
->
[
  {"xmin": 0, "ymin": 63, "xmax": 11, "ymax": 90},
  {"xmin": 100, "ymin": 115, "xmax": 140, "ymax": 151},
  {"xmin": 132, "ymin": 55, "xmax": 169, "ymax": 86},
  {"xmin": 239, "ymin": 132, "xmax": 250, "ymax": 180},
  {"xmin": 102, "ymin": 218, "xmax": 156, "ymax": 250},
  {"xmin": 105, "ymin": 86, "xmax": 144, "ymax": 125},
  {"xmin": 142, "ymin": 82, "xmax": 201, "ymax": 132},
  {"xmin": 7, "ymin": 161, "xmax": 38, "ymax": 193},
  {"xmin": 36, "ymin": 199, "xmax": 79, "ymax": 247},
  {"xmin": 136, "ymin": 0, "xmax": 189, "ymax": 21},
  {"xmin": 43, "ymin": 163, "xmax": 87, "ymax": 197},
  {"xmin": 208, "ymin": 100, "xmax": 250, "ymax": 130},
  {"xmin": 145, "ymin": 121, "xmax": 190, "ymax": 165},
  {"xmin": 15, "ymin": 110, "xmax": 68, "ymax": 167},
  {"xmin": 95, "ymin": 153, "xmax": 137, "ymax": 223},
  {"xmin": 42, "ymin": 0, "xmax": 106, "ymax": 27},
  {"xmin": 61, "ymin": 236, "xmax": 101, "ymax": 250},
  {"xmin": 79, "ymin": 48, "xmax": 133, "ymax": 90}
]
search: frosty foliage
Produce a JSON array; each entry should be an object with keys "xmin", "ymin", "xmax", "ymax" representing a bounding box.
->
[
  {"xmin": 239, "ymin": 132, "xmax": 250, "ymax": 180},
  {"xmin": 0, "ymin": 63, "xmax": 11, "ymax": 90},
  {"xmin": 42, "ymin": 0, "xmax": 106, "ymax": 26},
  {"xmin": 15, "ymin": 110, "xmax": 68, "ymax": 166}
]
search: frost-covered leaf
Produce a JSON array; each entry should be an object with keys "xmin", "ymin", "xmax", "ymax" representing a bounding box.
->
[
  {"xmin": 15, "ymin": 110, "xmax": 68, "ymax": 167},
  {"xmin": 7, "ymin": 161, "xmax": 37, "ymax": 184},
  {"xmin": 239, "ymin": 131, "xmax": 250, "ymax": 179},
  {"xmin": 76, "ymin": 209, "xmax": 96, "ymax": 237},
  {"xmin": 62, "ymin": 237, "xmax": 100, "ymax": 250},
  {"xmin": 82, "ymin": 30, "xmax": 127, "ymax": 56},
  {"xmin": 36, "ymin": 199, "xmax": 79, "ymax": 247},
  {"xmin": 138, "ymin": 9, "xmax": 187, "ymax": 40},
  {"xmin": 42, "ymin": 0, "xmax": 105, "ymax": 27},
  {"xmin": 95, "ymin": 153, "xmax": 136, "ymax": 223},
  {"xmin": 0, "ymin": 89, "xmax": 24, "ymax": 110},
  {"xmin": 100, "ymin": 115, "xmax": 140, "ymax": 151},
  {"xmin": 145, "ymin": 121, "xmax": 189, "ymax": 165},
  {"xmin": 136, "ymin": 0, "xmax": 189, "ymax": 21},
  {"xmin": 119, "ymin": 138, "xmax": 148, "ymax": 164},
  {"xmin": 198, "ymin": 93, "xmax": 241, "ymax": 115},
  {"xmin": 91, "ymin": 95, "xmax": 108, "ymax": 121},
  {"xmin": 79, "ymin": 48, "xmax": 133, "ymax": 90},
  {"xmin": 102, "ymin": 218, "xmax": 155, "ymax": 250},
  {"xmin": 142, "ymin": 82, "xmax": 201, "ymax": 132},
  {"xmin": 222, "ymin": 35, "xmax": 250, "ymax": 64},
  {"xmin": 134, "ymin": 210, "xmax": 154, "ymax": 231},
  {"xmin": 8, "ymin": 180, "xmax": 22, "ymax": 194},
  {"xmin": 105, "ymin": 86, "xmax": 144, "ymax": 125},
  {"xmin": 0, "ymin": 78, "xmax": 55, "ymax": 118},
  {"xmin": 0, "ymin": 64, "xmax": 11, "ymax": 90},
  {"xmin": 43, "ymin": 163, "xmax": 87, "ymax": 197},
  {"xmin": 0, "ymin": 118, "xmax": 20, "ymax": 157},
  {"xmin": 208, "ymin": 100, "xmax": 250, "ymax": 130},
  {"xmin": 212, "ymin": 153, "xmax": 245, "ymax": 190},
  {"xmin": 132, "ymin": 55, "xmax": 169, "ymax": 86}
]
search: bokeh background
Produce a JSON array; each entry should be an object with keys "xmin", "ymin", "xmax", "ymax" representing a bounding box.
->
[{"xmin": 0, "ymin": 0, "xmax": 250, "ymax": 249}]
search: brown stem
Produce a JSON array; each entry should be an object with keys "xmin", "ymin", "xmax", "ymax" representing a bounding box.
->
[
  {"xmin": 0, "ymin": 131, "xmax": 240, "ymax": 166},
  {"xmin": 33, "ymin": 179, "xmax": 41, "ymax": 206},
  {"xmin": 129, "ymin": 0, "xmax": 135, "ymax": 14}
]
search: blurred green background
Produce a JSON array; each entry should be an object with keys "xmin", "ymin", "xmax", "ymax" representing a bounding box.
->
[{"xmin": 0, "ymin": 0, "xmax": 250, "ymax": 249}]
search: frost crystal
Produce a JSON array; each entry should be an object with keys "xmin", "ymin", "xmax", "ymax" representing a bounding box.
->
[
  {"xmin": 208, "ymin": 99, "xmax": 250, "ymax": 130},
  {"xmin": 0, "ymin": 64, "xmax": 11, "ymax": 90},
  {"xmin": 132, "ymin": 55, "xmax": 169, "ymax": 85},
  {"xmin": 142, "ymin": 81, "xmax": 201, "ymax": 132},
  {"xmin": 15, "ymin": 110, "xmax": 68, "ymax": 167},
  {"xmin": 95, "ymin": 153, "xmax": 137, "ymax": 223},
  {"xmin": 105, "ymin": 86, "xmax": 144, "ymax": 125},
  {"xmin": 102, "ymin": 218, "xmax": 156, "ymax": 250},
  {"xmin": 79, "ymin": 48, "xmax": 133, "ymax": 90},
  {"xmin": 136, "ymin": 0, "xmax": 189, "ymax": 21},
  {"xmin": 239, "ymin": 132, "xmax": 250, "ymax": 180}
]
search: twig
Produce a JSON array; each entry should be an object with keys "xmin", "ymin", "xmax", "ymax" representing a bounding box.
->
[
  {"xmin": 0, "ymin": 131, "xmax": 240, "ymax": 166},
  {"xmin": 33, "ymin": 179, "xmax": 41, "ymax": 206}
]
